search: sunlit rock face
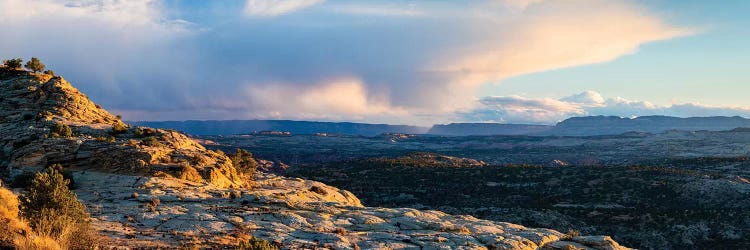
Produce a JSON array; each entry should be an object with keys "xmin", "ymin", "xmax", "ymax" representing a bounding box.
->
[
  {"xmin": 0, "ymin": 71, "xmax": 245, "ymax": 188},
  {"xmin": 74, "ymin": 171, "xmax": 631, "ymax": 249}
]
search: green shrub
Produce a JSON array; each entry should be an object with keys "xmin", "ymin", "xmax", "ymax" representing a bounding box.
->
[
  {"xmin": 24, "ymin": 57, "xmax": 45, "ymax": 73},
  {"xmin": 11, "ymin": 165, "xmax": 77, "ymax": 189},
  {"xmin": 111, "ymin": 122, "xmax": 128, "ymax": 134},
  {"xmin": 133, "ymin": 127, "xmax": 156, "ymax": 138},
  {"xmin": 50, "ymin": 122, "xmax": 72, "ymax": 138},
  {"xmin": 238, "ymin": 237, "xmax": 278, "ymax": 250},
  {"xmin": 562, "ymin": 229, "xmax": 581, "ymax": 240},
  {"xmin": 95, "ymin": 135, "xmax": 116, "ymax": 143},
  {"xmin": 19, "ymin": 166, "xmax": 96, "ymax": 248},
  {"xmin": 141, "ymin": 136, "xmax": 163, "ymax": 147},
  {"xmin": 230, "ymin": 149, "xmax": 258, "ymax": 180},
  {"xmin": 2, "ymin": 58, "xmax": 23, "ymax": 69}
]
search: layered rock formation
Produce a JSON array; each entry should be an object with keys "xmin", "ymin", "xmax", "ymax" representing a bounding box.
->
[
  {"xmin": 0, "ymin": 71, "xmax": 244, "ymax": 188},
  {"xmin": 0, "ymin": 70, "xmax": 630, "ymax": 249},
  {"xmin": 428, "ymin": 123, "xmax": 553, "ymax": 136},
  {"xmin": 75, "ymin": 171, "xmax": 629, "ymax": 249}
]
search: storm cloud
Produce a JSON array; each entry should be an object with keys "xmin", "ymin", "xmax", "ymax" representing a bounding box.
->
[{"xmin": 0, "ymin": 0, "xmax": 691, "ymax": 124}]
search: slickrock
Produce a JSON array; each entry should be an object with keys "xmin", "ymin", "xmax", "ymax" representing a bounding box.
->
[
  {"xmin": 74, "ymin": 171, "xmax": 629, "ymax": 249},
  {"xmin": 0, "ymin": 71, "xmax": 244, "ymax": 188}
]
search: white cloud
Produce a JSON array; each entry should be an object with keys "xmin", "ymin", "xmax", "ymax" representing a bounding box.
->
[
  {"xmin": 244, "ymin": 78, "xmax": 408, "ymax": 120},
  {"xmin": 462, "ymin": 91, "xmax": 750, "ymax": 124},
  {"xmin": 494, "ymin": 0, "xmax": 545, "ymax": 10},
  {"xmin": 432, "ymin": 0, "xmax": 692, "ymax": 91},
  {"xmin": 244, "ymin": 0, "xmax": 324, "ymax": 17},
  {"xmin": 560, "ymin": 90, "xmax": 606, "ymax": 106},
  {"xmin": 327, "ymin": 3, "xmax": 423, "ymax": 17}
]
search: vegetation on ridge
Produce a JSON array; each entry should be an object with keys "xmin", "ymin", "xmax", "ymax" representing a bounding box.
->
[{"xmin": 1, "ymin": 165, "xmax": 98, "ymax": 249}]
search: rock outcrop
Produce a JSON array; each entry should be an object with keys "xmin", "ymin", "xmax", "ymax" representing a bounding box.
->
[
  {"xmin": 75, "ymin": 171, "xmax": 629, "ymax": 249},
  {"xmin": 0, "ymin": 70, "xmax": 630, "ymax": 249},
  {"xmin": 0, "ymin": 71, "xmax": 244, "ymax": 188}
]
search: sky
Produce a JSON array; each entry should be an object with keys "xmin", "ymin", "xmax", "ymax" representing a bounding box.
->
[{"xmin": 1, "ymin": 0, "xmax": 748, "ymax": 126}]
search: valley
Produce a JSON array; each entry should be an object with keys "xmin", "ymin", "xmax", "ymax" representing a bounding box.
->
[{"xmin": 203, "ymin": 131, "xmax": 750, "ymax": 249}]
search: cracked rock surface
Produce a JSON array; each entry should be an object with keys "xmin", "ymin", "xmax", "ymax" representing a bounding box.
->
[{"xmin": 75, "ymin": 171, "xmax": 630, "ymax": 249}]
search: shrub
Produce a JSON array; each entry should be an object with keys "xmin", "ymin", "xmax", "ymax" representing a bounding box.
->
[
  {"xmin": 146, "ymin": 197, "xmax": 160, "ymax": 212},
  {"xmin": 562, "ymin": 229, "xmax": 581, "ymax": 240},
  {"xmin": 50, "ymin": 122, "xmax": 72, "ymax": 138},
  {"xmin": 230, "ymin": 149, "xmax": 258, "ymax": 180},
  {"xmin": 141, "ymin": 136, "xmax": 163, "ymax": 147},
  {"xmin": 10, "ymin": 165, "xmax": 76, "ymax": 190},
  {"xmin": 24, "ymin": 57, "xmax": 45, "ymax": 73},
  {"xmin": 0, "ymin": 187, "xmax": 31, "ymax": 246},
  {"xmin": 133, "ymin": 127, "xmax": 156, "ymax": 138},
  {"xmin": 95, "ymin": 135, "xmax": 116, "ymax": 143},
  {"xmin": 2, "ymin": 58, "xmax": 23, "ymax": 69},
  {"xmin": 111, "ymin": 122, "xmax": 128, "ymax": 134},
  {"xmin": 43, "ymin": 69, "xmax": 55, "ymax": 76},
  {"xmin": 332, "ymin": 227, "xmax": 348, "ymax": 236},
  {"xmin": 19, "ymin": 166, "xmax": 96, "ymax": 249},
  {"xmin": 238, "ymin": 237, "xmax": 278, "ymax": 250}
]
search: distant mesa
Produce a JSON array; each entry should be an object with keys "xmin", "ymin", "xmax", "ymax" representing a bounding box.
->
[
  {"xmin": 131, "ymin": 120, "xmax": 430, "ymax": 137},
  {"xmin": 546, "ymin": 115, "xmax": 750, "ymax": 136},
  {"xmin": 427, "ymin": 116, "xmax": 750, "ymax": 137},
  {"xmin": 251, "ymin": 130, "xmax": 291, "ymax": 136},
  {"xmin": 134, "ymin": 115, "xmax": 750, "ymax": 137},
  {"xmin": 428, "ymin": 123, "xmax": 553, "ymax": 136}
]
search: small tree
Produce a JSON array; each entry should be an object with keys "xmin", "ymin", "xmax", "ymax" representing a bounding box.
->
[
  {"xmin": 43, "ymin": 69, "xmax": 55, "ymax": 76},
  {"xmin": 2, "ymin": 58, "xmax": 23, "ymax": 69},
  {"xmin": 230, "ymin": 149, "xmax": 259, "ymax": 180},
  {"xmin": 51, "ymin": 122, "xmax": 72, "ymax": 138},
  {"xmin": 19, "ymin": 165, "xmax": 94, "ymax": 247},
  {"xmin": 111, "ymin": 121, "xmax": 129, "ymax": 134},
  {"xmin": 24, "ymin": 57, "xmax": 45, "ymax": 73}
]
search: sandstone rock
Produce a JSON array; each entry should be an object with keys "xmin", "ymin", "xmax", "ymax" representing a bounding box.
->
[
  {"xmin": 71, "ymin": 171, "xmax": 630, "ymax": 249},
  {"xmin": 0, "ymin": 72, "xmax": 245, "ymax": 188}
]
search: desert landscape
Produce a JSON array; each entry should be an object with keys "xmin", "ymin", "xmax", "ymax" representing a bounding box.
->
[{"xmin": 2, "ymin": 1, "xmax": 748, "ymax": 249}]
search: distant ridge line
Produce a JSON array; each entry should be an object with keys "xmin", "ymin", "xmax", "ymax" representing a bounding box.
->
[{"xmin": 130, "ymin": 115, "xmax": 750, "ymax": 137}]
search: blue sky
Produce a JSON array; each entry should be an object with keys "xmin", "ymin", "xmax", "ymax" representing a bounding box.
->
[
  {"xmin": 488, "ymin": 0, "xmax": 750, "ymax": 106},
  {"xmin": 1, "ymin": 0, "xmax": 748, "ymax": 125}
]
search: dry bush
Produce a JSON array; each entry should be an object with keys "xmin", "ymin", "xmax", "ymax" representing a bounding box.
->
[
  {"xmin": 0, "ymin": 188, "xmax": 30, "ymax": 246},
  {"xmin": 111, "ymin": 122, "xmax": 128, "ymax": 134},
  {"xmin": 237, "ymin": 237, "xmax": 278, "ymax": 250},
  {"xmin": 146, "ymin": 197, "xmax": 161, "ymax": 212},
  {"xmin": 1, "ymin": 187, "xmax": 61, "ymax": 250},
  {"xmin": 332, "ymin": 227, "xmax": 348, "ymax": 236},
  {"xmin": 13, "ymin": 236, "xmax": 61, "ymax": 250}
]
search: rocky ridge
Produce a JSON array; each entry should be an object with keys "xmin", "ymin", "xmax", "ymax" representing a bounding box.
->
[
  {"xmin": 0, "ymin": 70, "xmax": 629, "ymax": 249},
  {"xmin": 0, "ymin": 71, "xmax": 244, "ymax": 188}
]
